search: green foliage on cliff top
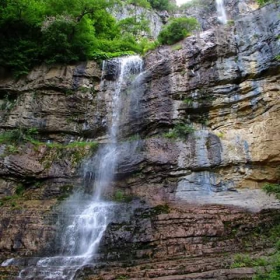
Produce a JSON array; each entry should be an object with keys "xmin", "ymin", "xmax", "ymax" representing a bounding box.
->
[
  {"xmin": 0, "ymin": 0, "xmax": 154, "ymax": 77},
  {"xmin": 158, "ymin": 17, "xmax": 199, "ymax": 45},
  {"xmin": 123, "ymin": 0, "xmax": 175, "ymax": 11}
]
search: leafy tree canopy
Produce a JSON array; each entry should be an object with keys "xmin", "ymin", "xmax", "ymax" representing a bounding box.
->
[
  {"xmin": 0, "ymin": 0, "xmax": 154, "ymax": 77},
  {"xmin": 147, "ymin": 0, "xmax": 170, "ymax": 10},
  {"xmin": 158, "ymin": 17, "xmax": 199, "ymax": 45},
  {"xmin": 126, "ymin": 0, "xmax": 151, "ymax": 8}
]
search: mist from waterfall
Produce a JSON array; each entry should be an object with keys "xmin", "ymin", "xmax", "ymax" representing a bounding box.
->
[
  {"xmin": 216, "ymin": 0, "xmax": 228, "ymax": 24},
  {"xmin": 1, "ymin": 56, "xmax": 143, "ymax": 279}
]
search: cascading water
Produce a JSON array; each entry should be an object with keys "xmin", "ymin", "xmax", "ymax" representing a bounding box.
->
[
  {"xmin": 1, "ymin": 56, "xmax": 143, "ymax": 279},
  {"xmin": 216, "ymin": 0, "xmax": 228, "ymax": 24}
]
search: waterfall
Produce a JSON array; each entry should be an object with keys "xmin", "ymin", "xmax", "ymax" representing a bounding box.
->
[
  {"xmin": 216, "ymin": 0, "xmax": 227, "ymax": 24},
  {"xmin": 1, "ymin": 56, "xmax": 143, "ymax": 279}
]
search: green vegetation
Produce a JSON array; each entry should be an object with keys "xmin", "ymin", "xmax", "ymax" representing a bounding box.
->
[
  {"xmin": 46, "ymin": 141, "xmax": 98, "ymax": 150},
  {"xmin": 164, "ymin": 123, "xmax": 195, "ymax": 139},
  {"xmin": 226, "ymin": 220, "xmax": 280, "ymax": 280},
  {"xmin": 147, "ymin": 0, "xmax": 174, "ymax": 11},
  {"xmin": 158, "ymin": 17, "xmax": 199, "ymax": 45},
  {"xmin": 256, "ymin": 0, "xmax": 273, "ymax": 5},
  {"xmin": 0, "ymin": 0, "xmax": 158, "ymax": 77},
  {"xmin": 183, "ymin": 97, "xmax": 193, "ymax": 105},
  {"xmin": 252, "ymin": 181, "xmax": 280, "ymax": 279},
  {"xmin": 263, "ymin": 183, "xmax": 280, "ymax": 199},
  {"xmin": 116, "ymin": 276, "xmax": 128, "ymax": 280},
  {"xmin": 0, "ymin": 128, "xmax": 98, "ymax": 150},
  {"xmin": 126, "ymin": 0, "xmax": 151, "ymax": 8},
  {"xmin": 153, "ymin": 204, "xmax": 170, "ymax": 214},
  {"xmin": 171, "ymin": 44, "xmax": 182, "ymax": 51},
  {"xmin": 118, "ymin": 14, "xmax": 150, "ymax": 38},
  {"xmin": 253, "ymin": 252, "xmax": 280, "ymax": 280},
  {"xmin": 227, "ymin": 20, "xmax": 235, "ymax": 26},
  {"xmin": 0, "ymin": 128, "xmax": 38, "ymax": 145},
  {"xmin": 0, "ymin": 186, "xmax": 25, "ymax": 208},
  {"xmin": 127, "ymin": 134, "xmax": 141, "ymax": 142},
  {"xmin": 0, "ymin": 0, "xmax": 185, "ymax": 76},
  {"xmin": 15, "ymin": 184, "xmax": 25, "ymax": 196},
  {"xmin": 215, "ymin": 131, "xmax": 225, "ymax": 139},
  {"xmin": 1, "ymin": 94, "xmax": 17, "ymax": 111},
  {"xmin": 178, "ymin": 0, "xmax": 207, "ymax": 10},
  {"xmin": 123, "ymin": 0, "xmax": 175, "ymax": 11},
  {"xmin": 231, "ymin": 254, "xmax": 268, "ymax": 269},
  {"xmin": 139, "ymin": 204, "xmax": 170, "ymax": 218},
  {"xmin": 112, "ymin": 190, "xmax": 133, "ymax": 202},
  {"xmin": 0, "ymin": 128, "xmax": 98, "ymax": 166}
]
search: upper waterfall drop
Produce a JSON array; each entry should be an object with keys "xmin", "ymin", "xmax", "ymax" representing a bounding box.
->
[
  {"xmin": 2, "ymin": 55, "xmax": 144, "ymax": 280},
  {"xmin": 216, "ymin": 0, "xmax": 228, "ymax": 24}
]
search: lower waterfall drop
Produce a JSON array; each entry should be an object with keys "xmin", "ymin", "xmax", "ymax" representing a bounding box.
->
[{"xmin": 2, "ymin": 56, "xmax": 144, "ymax": 280}]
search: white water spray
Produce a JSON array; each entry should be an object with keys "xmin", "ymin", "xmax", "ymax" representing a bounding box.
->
[
  {"xmin": 2, "ymin": 56, "xmax": 143, "ymax": 279},
  {"xmin": 216, "ymin": 0, "xmax": 228, "ymax": 24}
]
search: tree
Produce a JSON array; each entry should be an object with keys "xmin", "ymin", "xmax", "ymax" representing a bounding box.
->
[
  {"xmin": 158, "ymin": 17, "xmax": 199, "ymax": 45},
  {"xmin": 126, "ymin": 0, "xmax": 151, "ymax": 8},
  {"xmin": 0, "ymin": 0, "xmax": 149, "ymax": 76},
  {"xmin": 118, "ymin": 15, "xmax": 150, "ymax": 37},
  {"xmin": 147, "ymin": 0, "xmax": 170, "ymax": 10}
]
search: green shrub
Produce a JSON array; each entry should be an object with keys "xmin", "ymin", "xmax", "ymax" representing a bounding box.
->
[
  {"xmin": 15, "ymin": 184, "xmax": 25, "ymax": 195},
  {"xmin": 263, "ymin": 183, "xmax": 280, "ymax": 199},
  {"xmin": 231, "ymin": 254, "xmax": 268, "ymax": 268},
  {"xmin": 171, "ymin": 44, "xmax": 182, "ymax": 51},
  {"xmin": 178, "ymin": 0, "xmax": 206, "ymax": 10},
  {"xmin": 147, "ymin": 0, "xmax": 171, "ymax": 10},
  {"xmin": 254, "ymin": 253, "xmax": 280, "ymax": 280},
  {"xmin": 183, "ymin": 98, "xmax": 193, "ymax": 105},
  {"xmin": 175, "ymin": 123, "xmax": 195, "ymax": 137},
  {"xmin": 163, "ymin": 130, "xmax": 178, "ymax": 139},
  {"xmin": 118, "ymin": 16, "xmax": 150, "ymax": 37},
  {"xmin": 113, "ymin": 190, "xmax": 132, "ymax": 202},
  {"xmin": 158, "ymin": 17, "xmax": 199, "ymax": 45},
  {"xmin": 116, "ymin": 276, "xmax": 128, "ymax": 280},
  {"xmin": 254, "ymin": 182, "xmax": 280, "ymax": 279},
  {"xmin": 164, "ymin": 123, "xmax": 195, "ymax": 139},
  {"xmin": 0, "ymin": 129, "xmax": 25, "ymax": 144},
  {"xmin": 126, "ymin": 0, "xmax": 151, "ymax": 8},
  {"xmin": 256, "ymin": 0, "xmax": 272, "ymax": 6}
]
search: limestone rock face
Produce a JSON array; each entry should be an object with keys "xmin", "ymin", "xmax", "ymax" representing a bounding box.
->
[
  {"xmin": 108, "ymin": 3, "xmax": 164, "ymax": 39},
  {"xmin": 0, "ymin": 2, "xmax": 279, "ymax": 280},
  {"xmin": 0, "ymin": 61, "xmax": 104, "ymax": 139},
  {"xmin": 175, "ymin": 0, "xmax": 259, "ymax": 31},
  {"xmin": 138, "ymin": 2, "xmax": 280, "ymax": 208}
]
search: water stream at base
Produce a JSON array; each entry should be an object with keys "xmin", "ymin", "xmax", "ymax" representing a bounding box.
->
[
  {"xmin": 1, "ymin": 56, "xmax": 143, "ymax": 279},
  {"xmin": 216, "ymin": 0, "xmax": 228, "ymax": 24}
]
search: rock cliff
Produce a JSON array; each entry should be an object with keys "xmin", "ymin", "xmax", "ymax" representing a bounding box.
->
[
  {"xmin": 175, "ymin": 0, "xmax": 259, "ymax": 30},
  {"xmin": 0, "ymin": 2, "xmax": 279, "ymax": 280}
]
